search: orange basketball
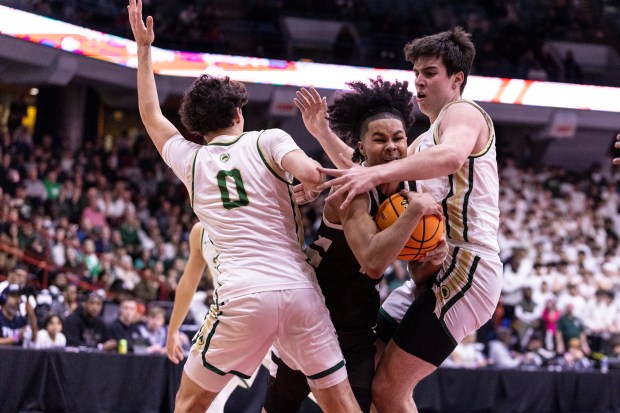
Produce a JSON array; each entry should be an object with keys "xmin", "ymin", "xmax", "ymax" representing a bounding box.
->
[{"xmin": 375, "ymin": 193, "xmax": 444, "ymax": 261}]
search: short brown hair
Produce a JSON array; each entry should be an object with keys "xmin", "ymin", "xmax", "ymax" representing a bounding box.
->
[
  {"xmin": 179, "ymin": 75, "xmax": 249, "ymax": 136},
  {"xmin": 403, "ymin": 27, "xmax": 475, "ymax": 94}
]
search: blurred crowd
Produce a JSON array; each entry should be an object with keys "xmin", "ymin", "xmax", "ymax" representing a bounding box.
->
[
  {"xmin": 3, "ymin": 0, "xmax": 616, "ymax": 84},
  {"xmin": 3, "ymin": 122, "xmax": 619, "ymax": 370}
]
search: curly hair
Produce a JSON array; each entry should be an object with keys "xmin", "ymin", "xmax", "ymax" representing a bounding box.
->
[
  {"xmin": 403, "ymin": 26, "xmax": 475, "ymax": 94},
  {"xmin": 179, "ymin": 75, "xmax": 249, "ymax": 136},
  {"xmin": 328, "ymin": 77, "xmax": 414, "ymax": 163}
]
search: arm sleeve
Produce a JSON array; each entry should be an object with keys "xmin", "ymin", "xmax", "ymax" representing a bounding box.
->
[
  {"xmin": 260, "ymin": 128, "xmax": 302, "ymax": 169},
  {"xmin": 161, "ymin": 135, "xmax": 202, "ymax": 189}
]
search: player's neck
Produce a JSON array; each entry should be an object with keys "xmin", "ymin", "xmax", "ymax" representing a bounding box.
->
[
  {"xmin": 428, "ymin": 93, "xmax": 462, "ymax": 124},
  {"xmin": 205, "ymin": 124, "xmax": 244, "ymax": 143}
]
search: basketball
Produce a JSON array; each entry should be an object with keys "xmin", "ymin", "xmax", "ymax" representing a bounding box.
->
[{"xmin": 375, "ymin": 193, "xmax": 444, "ymax": 261}]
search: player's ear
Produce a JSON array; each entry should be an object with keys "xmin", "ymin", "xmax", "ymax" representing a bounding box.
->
[
  {"xmin": 233, "ymin": 107, "xmax": 243, "ymax": 124},
  {"xmin": 453, "ymin": 71, "xmax": 464, "ymax": 91},
  {"xmin": 357, "ymin": 141, "xmax": 365, "ymax": 158}
]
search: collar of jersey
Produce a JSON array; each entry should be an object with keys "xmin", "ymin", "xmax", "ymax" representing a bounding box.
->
[{"xmin": 207, "ymin": 132, "xmax": 247, "ymax": 146}]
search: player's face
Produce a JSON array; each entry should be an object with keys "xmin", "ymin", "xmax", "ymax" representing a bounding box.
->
[
  {"xmin": 413, "ymin": 56, "xmax": 462, "ymax": 120},
  {"xmin": 359, "ymin": 118, "xmax": 407, "ymax": 167}
]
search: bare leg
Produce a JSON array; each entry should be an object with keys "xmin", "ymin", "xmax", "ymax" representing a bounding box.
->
[
  {"xmin": 371, "ymin": 341, "xmax": 436, "ymax": 413},
  {"xmin": 374, "ymin": 339, "xmax": 387, "ymax": 367},
  {"xmin": 175, "ymin": 371, "xmax": 219, "ymax": 413},
  {"xmin": 311, "ymin": 379, "xmax": 362, "ymax": 413}
]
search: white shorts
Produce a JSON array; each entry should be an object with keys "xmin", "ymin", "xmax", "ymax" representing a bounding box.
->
[
  {"xmin": 184, "ymin": 288, "xmax": 347, "ymax": 392},
  {"xmin": 381, "ymin": 244, "xmax": 503, "ymax": 345}
]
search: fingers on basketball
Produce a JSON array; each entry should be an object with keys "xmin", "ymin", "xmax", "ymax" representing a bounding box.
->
[{"xmin": 375, "ymin": 193, "xmax": 444, "ymax": 261}]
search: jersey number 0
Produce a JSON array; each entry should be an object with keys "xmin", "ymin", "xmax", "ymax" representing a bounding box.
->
[{"xmin": 217, "ymin": 169, "xmax": 249, "ymax": 210}]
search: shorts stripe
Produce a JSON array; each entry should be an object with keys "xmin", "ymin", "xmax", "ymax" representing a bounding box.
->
[
  {"xmin": 306, "ymin": 360, "xmax": 346, "ymax": 380},
  {"xmin": 436, "ymin": 246, "xmax": 460, "ymax": 285},
  {"xmin": 378, "ymin": 307, "xmax": 398, "ymax": 328},
  {"xmin": 438, "ymin": 255, "xmax": 480, "ymax": 346},
  {"xmin": 439, "ymin": 255, "xmax": 479, "ymax": 320},
  {"xmin": 201, "ymin": 318, "xmax": 220, "ymax": 368}
]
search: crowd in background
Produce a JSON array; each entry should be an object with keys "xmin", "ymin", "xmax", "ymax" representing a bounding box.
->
[
  {"xmin": 3, "ymin": 0, "xmax": 618, "ymax": 84},
  {"xmin": 1, "ymin": 119, "xmax": 620, "ymax": 369}
]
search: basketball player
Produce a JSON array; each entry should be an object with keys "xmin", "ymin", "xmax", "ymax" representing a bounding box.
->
[
  {"xmin": 128, "ymin": 1, "xmax": 361, "ymax": 412},
  {"xmin": 263, "ymin": 78, "xmax": 444, "ymax": 413},
  {"xmin": 166, "ymin": 222, "xmax": 217, "ymax": 366},
  {"xmin": 305, "ymin": 28, "xmax": 502, "ymax": 412},
  {"xmin": 167, "ymin": 221, "xmax": 266, "ymax": 413}
]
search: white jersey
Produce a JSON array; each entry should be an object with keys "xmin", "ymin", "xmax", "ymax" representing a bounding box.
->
[
  {"xmin": 163, "ymin": 129, "xmax": 318, "ymax": 300},
  {"xmin": 415, "ymin": 100, "xmax": 500, "ymax": 254},
  {"xmin": 200, "ymin": 226, "xmax": 221, "ymax": 287}
]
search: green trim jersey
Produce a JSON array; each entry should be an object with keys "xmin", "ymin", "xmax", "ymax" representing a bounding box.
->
[
  {"xmin": 415, "ymin": 100, "xmax": 500, "ymax": 254},
  {"xmin": 162, "ymin": 129, "xmax": 318, "ymax": 300}
]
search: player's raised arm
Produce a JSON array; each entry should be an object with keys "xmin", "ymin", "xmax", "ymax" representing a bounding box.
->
[
  {"xmin": 295, "ymin": 87, "xmax": 354, "ymax": 168},
  {"xmin": 320, "ymin": 101, "xmax": 484, "ymax": 209},
  {"xmin": 128, "ymin": 0, "xmax": 180, "ymax": 155}
]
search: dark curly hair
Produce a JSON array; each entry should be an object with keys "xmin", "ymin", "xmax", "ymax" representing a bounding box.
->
[
  {"xmin": 328, "ymin": 77, "xmax": 414, "ymax": 163},
  {"xmin": 179, "ymin": 75, "xmax": 249, "ymax": 136},
  {"xmin": 403, "ymin": 26, "xmax": 475, "ymax": 94}
]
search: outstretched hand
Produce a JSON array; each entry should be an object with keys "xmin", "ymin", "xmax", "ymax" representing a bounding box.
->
[
  {"xmin": 319, "ymin": 154, "xmax": 377, "ymax": 209},
  {"xmin": 613, "ymin": 133, "xmax": 620, "ymax": 165},
  {"xmin": 294, "ymin": 87, "xmax": 331, "ymax": 140},
  {"xmin": 128, "ymin": 0, "xmax": 154, "ymax": 46},
  {"xmin": 293, "ymin": 182, "xmax": 322, "ymax": 205}
]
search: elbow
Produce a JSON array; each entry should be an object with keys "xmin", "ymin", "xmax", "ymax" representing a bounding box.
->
[
  {"xmin": 442, "ymin": 149, "xmax": 467, "ymax": 174},
  {"xmin": 361, "ymin": 257, "xmax": 388, "ymax": 279},
  {"xmin": 445, "ymin": 156, "xmax": 465, "ymax": 174},
  {"xmin": 301, "ymin": 162, "xmax": 324, "ymax": 187}
]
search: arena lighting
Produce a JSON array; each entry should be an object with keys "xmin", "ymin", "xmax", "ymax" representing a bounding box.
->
[{"xmin": 1, "ymin": 5, "xmax": 620, "ymax": 113}]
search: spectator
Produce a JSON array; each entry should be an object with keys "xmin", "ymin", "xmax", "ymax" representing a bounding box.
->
[
  {"xmin": 22, "ymin": 166, "xmax": 47, "ymax": 205},
  {"xmin": 555, "ymin": 303, "xmax": 590, "ymax": 356},
  {"xmin": 443, "ymin": 332, "xmax": 488, "ymax": 368},
  {"xmin": 488, "ymin": 326, "xmax": 523, "ymax": 368},
  {"xmin": 108, "ymin": 297, "xmax": 142, "ymax": 353},
  {"xmin": 522, "ymin": 332, "xmax": 557, "ymax": 368},
  {"xmin": 113, "ymin": 254, "xmax": 140, "ymax": 291},
  {"xmin": 51, "ymin": 283, "xmax": 79, "ymax": 318},
  {"xmin": 582, "ymin": 289, "xmax": 616, "ymax": 355},
  {"xmin": 81, "ymin": 188, "xmax": 107, "ymax": 230},
  {"xmin": 501, "ymin": 247, "xmax": 533, "ymax": 319},
  {"xmin": 138, "ymin": 305, "xmax": 177, "ymax": 354},
  {"xmin": 32, "ymin": 314, "xmax": 66, "ymax": 349},
  {"xmin": 63, "ymin": 292, "xmax": 116, "ymax": 351},
  {"xmin": 541, "ymin": 297, "xmax": 562, "ymax": 351},
  {"xmin": 561, "ymin": 338, "xmax": 592, "ymax": 369},
  {"xmin": 0, "ymin": 284, "xmax": 38, "ymax": 346},
  {"xmin": 514, "ymin": 286, "xmax": 544, "ymax": 347},
  {"xmin": 42, "ymin": 169, "xmax": 62, "ymax": 200}
]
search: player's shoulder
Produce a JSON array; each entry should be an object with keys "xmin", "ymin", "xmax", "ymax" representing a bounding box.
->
[{"xmin": 443, "ymin": 100, "xmax": 484, "ymax": 116}]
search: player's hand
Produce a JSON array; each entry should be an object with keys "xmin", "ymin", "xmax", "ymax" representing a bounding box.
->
[
  {"xmin": 128, "ymin": 0, "xmax": 154, "ymax": 47},
  {"xmin": 401, "ymin": 190, "xmax": 443, "ymax": 219},
  {"xmin": 418, "ymin": 237, "xmax": 448, "ymax": 266},
  {"xmin": 166, "ymin": 330, "xmax": 185, "ymax": 364},
  {"xmin": 319, "ymin": 155, "xmax": 376, "ymax": 209},
  {"xmin": 294, "ymin": 87, "xmax": 331, "ymax": 140},
  {"xmin": 613, "ymin": 133, "xmax": 620, "ymax": 165},
  {"xmin": 293, "ymin": 183, "xmax": 321, "ymax": 205}
]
